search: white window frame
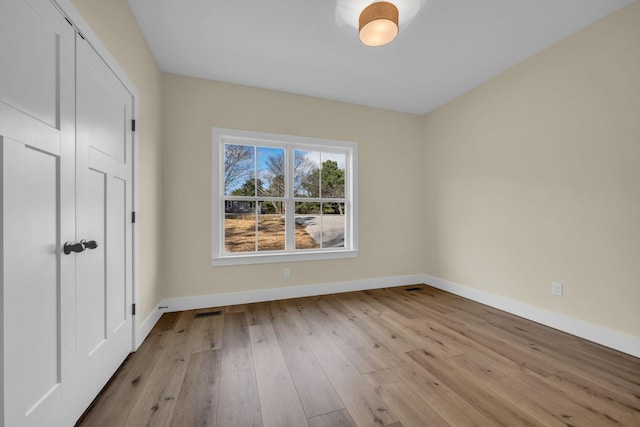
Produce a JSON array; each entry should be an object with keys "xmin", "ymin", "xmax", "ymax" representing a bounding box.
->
[{"xmin": 212, "ymin": 128, "xmax": 359, "ymax": 266}]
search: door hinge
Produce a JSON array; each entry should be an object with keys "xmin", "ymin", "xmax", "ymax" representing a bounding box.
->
[
  {"xmin": 132, "ymin": 304, "xmax": 136, "ymax": 316},
  {"xmin": 131, "ymin": 211, "xmax": 136, "ymax": 224},
  {"xmin": 131, "ymin": 119, "xmax": 136, "ymax": 132}
]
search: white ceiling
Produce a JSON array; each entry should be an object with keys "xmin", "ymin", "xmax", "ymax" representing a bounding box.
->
[{"xmin": 128, "ymin": 0, "xmax": 632, "ymax": 115}]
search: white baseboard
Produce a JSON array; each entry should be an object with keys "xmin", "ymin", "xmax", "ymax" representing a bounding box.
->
[
  {"xmin": 423, "ymin": 274, "xmax": 640, "ymax": 358},
  {"xmin": 157, "ymin": 274, "xmax": 425, "ymax": 313}
]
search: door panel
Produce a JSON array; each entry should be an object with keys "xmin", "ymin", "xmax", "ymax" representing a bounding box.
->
[
  {"xmin": 76, "ymin": 56, "xmax": 128, "ymax": 163},
  {"xmin": 0, "ymin": 0, "xmax": 61, "ymax": 128},
  {"xmin": 76, "ymin": 36, "xmax": 133, "ymax": 407},
  {"xmin": 2, "ymin": 139, "xmax": 64, "ymax": 427},
  {"xmin": 19, "ymin": 146, "xmax": 59, "ymax": 407},
  {"xmin": 83, "ymin": 169, "xmax": 107, "ymax": 355},
  {"xmin": 1, "ymin": 0, "xmax": 76, "ymax": 425},
  {"xmin": 107, "ymin": 176, "xmax": 128, "ymax": 333}
]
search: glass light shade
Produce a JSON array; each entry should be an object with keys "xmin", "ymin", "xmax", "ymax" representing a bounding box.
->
[{"xmin": 359, "ymin": 2, "xmax": 399, "ymax": 47}]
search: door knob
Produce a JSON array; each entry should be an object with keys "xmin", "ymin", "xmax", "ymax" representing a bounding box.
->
[
  {"xmin": 63, "ymin": 241, "xmax": 85, "ymax": 255},
  {"xmin": 81, "ymin": 239, "xmax": 98, "ymax": 250}
]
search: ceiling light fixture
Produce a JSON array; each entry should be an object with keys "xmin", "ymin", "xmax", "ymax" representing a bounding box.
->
[{"xmin": 359, "ymin": 2, "xmax": 399, "ymax": 47}]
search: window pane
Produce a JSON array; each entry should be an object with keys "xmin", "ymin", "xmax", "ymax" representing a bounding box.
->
[
  {"xmin": 322, "ymin": 203, "xmax": 345, "ymax": 248},
  {"xmin": 294, "ymin": 150, "xmax": 320, "ymax": 197},
  {"xmin": 224, "ymin": 144, "xmax": 255, "ymax": 196},
  {"xmin": 295, "ymin": 202, "xmax": 321, "ymax": 249},
  {"xmin": 224, "ymin": 201, "xmax": 256, "ymax": 252},
  {"xmin": 320, "ymin": 153, "xmax": 346, "ymax": 199},
  {"xmin": 257, "ymin": 147, "xmax": 285, "ymax": 197},
  {"xmin": 257, "ymin": 201, "xmax": 285, "ymax": 251}
]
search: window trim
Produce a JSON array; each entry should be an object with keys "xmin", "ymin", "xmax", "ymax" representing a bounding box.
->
[{"xmin": 212, "ymin": 128, "xmax": 358, "ymax": 266}]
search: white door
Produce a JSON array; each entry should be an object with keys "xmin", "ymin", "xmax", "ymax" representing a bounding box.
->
[
  {"xmin": 75, "ymin": 36, "xmax": 134, "ymax": 410},
  {"xmin": 0, "ymin": 0, "xmax": 77, "ymax": 426}
]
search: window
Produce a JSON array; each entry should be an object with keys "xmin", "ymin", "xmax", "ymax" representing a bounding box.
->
[{"xmin": 212, "ymin": 128, "xmax": 358, "ymax": 266}]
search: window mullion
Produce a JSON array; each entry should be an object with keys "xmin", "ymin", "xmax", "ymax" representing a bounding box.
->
[
  {"xmin": 254, "ymin": 201, "xmax": 259, "ymax": 252},
  {"xmin": 285, "ymin": 145, "xmax": 295, "ymax": 251}
]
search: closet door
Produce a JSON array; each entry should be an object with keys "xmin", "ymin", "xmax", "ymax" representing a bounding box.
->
[
  {"xmin": 0, "ymin": 0, "xmax": 77, "ymax": 426},
  {"xmin": 75, "ymin": 36, "xmax": 134, "ymax": 409}
]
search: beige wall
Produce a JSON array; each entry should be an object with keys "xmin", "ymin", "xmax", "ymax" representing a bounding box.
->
[
  {"xmin": 71, "ymin": 0, "xmax": 164, "ymax": 323},
  {"xmin": 422, "ymin": 2, "xmax": 640, "ymax": 336},
  {"xmin": 160, "ymin": 74, "xmax": 425, "ymax": 299}
]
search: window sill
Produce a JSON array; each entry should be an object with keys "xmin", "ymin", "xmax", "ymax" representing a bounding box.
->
[{"xmin": 211, "ymin": 249, "xmax": 358, "ymax": 266}]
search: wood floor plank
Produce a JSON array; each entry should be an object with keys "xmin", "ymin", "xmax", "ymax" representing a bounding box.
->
[
  {"xmin": 421, "ymin": 286, "xmax": 517, "ymax": 318},
  {"xmin": 407, "ymin": 349, "xmax": 546, "ymax": 426},
  {"xmin": 215, "ymin": 312, "xmax": 262, "ymax": 427},
  {"xmin": 169, "ymin": 350, "xmax": 220, "ymax": 426},
  {"xmin": 307, "ymin": 409, "xmax": 357, "ymax": 427},
  {"xmin": 191, "ymin": 310, "xmax": 225, "ymax": 353},
  {"xmin": 484, "ymin": 310, "xmax": 640, "ymax": 384},
  {"xmin": 543, "ymin": 371, "xmax": 640, "ymax": 425},
  {"xmin": 249, "ymin": 322, "xmax": 309, "ymax": 427},
  {"xmin": 155, "ymin": 311, "xmax": 181, "ymax": 331},
  {"xmin": 449, "ymin": 346, "xmax": 624, "ymax": 426},
  {"xmin": 571, "ymin": 337, "xmax": 640, "ymax": 373},
  {"xmin": 437, "ymin": 309, "xmax": 564, "ymax": 378},
  {"xmin": 77, "ymin": 321, "xmax": 173, "ymax": 426},
  {"xmin": 309, "ymin": 296, "xmax": 403, "ymax": 363},
  {"xmin": 246, "ymin": 301, "xmax": 272, "ymax": 326},
  {"xmin": 380, "ymin": 351, "xmax": 496, "ymax": 427},
  {"xmin": 442, "ymin": 309, "xmax": 640, "ymax": 404},
  {"xmin": 552, "ymin": 369, "xmax": 640, "ymax": 414},
  {"xmin": 377, "ymin": 310, "xmax": 466, "ymax": 359},
  {"xmin": 267, "ymin": 300, "xmax": 344, "ymax": 418},
  {"xmin": 330, "ymin": 294, "xmax": 421, "ymax": 354},
  {"xmin": 339, "ymin": 290, "xmax": 390, "ymax": 314},
  {"xmin": 492, "ymin": 317, "xmax": 640, "ymax": 393},
  {"xmin": 364, "ymin": 288, "xmax": 428, "ymax": 319},
  {"xmin": 308, "ymin": 297, "xmax": 388, "ymax": 373},
  {"xmin": 224, "ymin": 304, "xmax": 247, "ymax": 314},
  {"xmin": 363, "ymin": 369, "xmax": 449, "ymax": 427},
  {"xmin": 426, "ymin": 288, "xmax": 523, "ymax": 322},
  {"xmin": 123, "ymin": 311, "xmax": 201, "ymax": 427},
  {"xmin": 387, "ymin": 285, "xmax": 456, "ymax": 315},
  {"xmin": 287, "ymin": 298, "xmax": 399, "ymax": 427}
]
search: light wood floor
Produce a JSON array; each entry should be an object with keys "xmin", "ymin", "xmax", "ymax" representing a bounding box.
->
[{"xmin": 76, "ymin": 284, "xmax": 640, "ymax": 426}]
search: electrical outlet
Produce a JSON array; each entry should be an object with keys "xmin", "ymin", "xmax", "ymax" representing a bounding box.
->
[
  {"xmin": 283, "ymin": 267, "xmax": 290, "ymax": 279},
  {"xmin": 551, "ymin": 281, "xmax": 563, "ymax": 297}
]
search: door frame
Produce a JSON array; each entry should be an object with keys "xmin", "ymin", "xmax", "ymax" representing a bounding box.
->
[{"xmin": 52, "ymin": 0, "xmax": 141, "ymax": 350}]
